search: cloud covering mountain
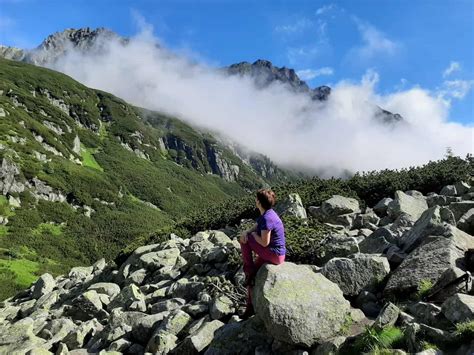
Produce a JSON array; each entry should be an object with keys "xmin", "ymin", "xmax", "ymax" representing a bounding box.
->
[{"xmin": 6, "ymin": 25, "xmax": 471, "ymax": 177}]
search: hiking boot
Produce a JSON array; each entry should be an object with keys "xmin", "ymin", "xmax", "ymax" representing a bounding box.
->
[{"xmin": 240, "ymin": 305, "xmax": 255, "ymax": 320}]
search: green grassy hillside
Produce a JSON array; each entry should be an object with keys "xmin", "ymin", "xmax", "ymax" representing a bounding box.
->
[{"xmin": 0, "ymin": 58, "xmax": 290, "ymax": 299}]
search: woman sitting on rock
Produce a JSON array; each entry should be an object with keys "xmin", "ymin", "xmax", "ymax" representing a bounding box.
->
[{"xmin": 239, "ymin": 188, "xmax": 286, "ymax": 318}]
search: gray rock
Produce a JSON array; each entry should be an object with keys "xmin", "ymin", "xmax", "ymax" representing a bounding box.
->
[
  {"xmin": 406, "ymin": 302, "xmax": 445, "ymax": 328},
  {"xmin": 252, "ymin": 262, "xmax": 351, "ymax": 347},
  {"xmin": 138, "ymin": 248, "xmax": 180, "ymax": 271},
  {"xmin": 457, "ymin": 209, "xmax": 474, "ymax": 234},
  {"xmin": 131, "ymin": 311, "xmax": 169, "ymax": 344},
  {"xmin": 168, "ymin": 279, "xmax": 206, "ymax": 300},
  {"xmin": 87, "ymin": 283, "xmax": 120, "ymax": 298},
  {"xmin": 174, "ymin": 319, "xmax": 225, "ymax": 354},
  {"xmin": 146, "ymin": 330, "xmax": 178, "ymax": 354},
  {"xmin": 150, "ymin": 298, "xmax": 185, "ymax": 314},
  {"xmin": 32, "ymin": 273, "xmax": 55, "ymax": 300},
  {"xmin": 427, "ymin": 194, "xmax": 448, "ymax": 207},
  {"xmin": 441, "ymin": 293, "xmax": 474, "ymax": 323},
  {"xmin": 68, "ymin": 266, "xmax": 93, "ymax": 281},
  {"xmin": 322, "ymin": 254, "xmax": 390, "ymax": 296},
  {"xmin": 400, "ymin": 206, "xmax": 448, "ymax": 253},
  {"xmin": 208, "ymin": 231, "xmax": 232, "ymax": 247},
  {"xmin": 321, "ymin": 195, "xmax": 360, "ymax": 216},
  {"xmin": 126, "ymin": 268, "xmax": 147, "ymax": 285},
  {"xmin": 108, "ymin": 284, "xmax": 146, "ymax": 312},
  {"xmin": 359, "ymin": 227, "xmax": 396, "ymax": 254},
  {"xmin": 274, "ymin": 193, "xmax": 307, "ymax": 219},
  {"xmin": 385, "ymin": 226, "xmax": 474, "ymax": 296},
  {"xmin": 454, "ymin": 181, "xmax": 471, "ymax": 196},
  {"xmin": 429, "ymin": 266, "xmax": 472, "ymax": 302},
  {"xmin": 449, "ymin": 201, "xmax": 474, "ymax": 222},
  {"xmin": 373, "ymin": 197, "xmax": 393, "ymax": 216},
  {"xmin": 353, "ymin": 210, "xmax": 380, "ymax": 229},
  {"xmin": 440, "ymin": 185, "xmax": 457, "ymax": 196},
  {"xmin": 205, "ymin": 316, "xmax": 271, "ymax": 355},
  {"xmin": 311, "ymin": 336, "xmax": 347, "ymax": 355},
  {"xmin": 373, "ymin": 302, "xmax": 400, "ymax": 329},
  {"xmin": 316, "ymin": 235, "xmax": 359, "ymax": 264},
  {"xmin": 387, "ymin": 191, "xmax": 428, "ymax": 221},
  {"xmin": 67, "ymin": 290, "xmax": 107, "ymax": 321},
  {"xmin": 63, "ymin": 318, "xmax": 102, "ymax": 350},
  {"xmin": 0, "ymin": 317, "xmax": 47, "ymax": 354},
  {"xmin": 385, "ymin": 245, "xmax": 407, "ymax": 265},
  {"xmin": 157, "ymin": 309, "xmax": 192, "ymax": 336},
  {"xmin": 209, "ymin": 295, "xmax": 235, "ymax": 320}
]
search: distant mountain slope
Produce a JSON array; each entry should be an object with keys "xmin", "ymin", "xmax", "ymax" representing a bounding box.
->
[
  {"xmin": 1, "ymin": 27, "xmax": 403, "ymax": 126},
  {"xmin": 0, "ymin": 58, "xmax": 290, "ymax": 298}
]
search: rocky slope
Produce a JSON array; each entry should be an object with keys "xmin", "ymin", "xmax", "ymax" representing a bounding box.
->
[
  {"xmin": 1, "ymin": 28, "xmax": 404, "ymax": 126},
  {"xmin": 0, "ymin": 180, "xmax": 473, "ymax": 354},
  {"xmin": 0, "ymin": 57, "xmax": 293, "ymax": 300}
]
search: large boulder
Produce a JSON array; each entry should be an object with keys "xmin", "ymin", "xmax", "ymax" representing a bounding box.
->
[
  {"xmin": 322, "ymin": 254, "xmax": 390, "ymax": 296},
  {"xmin": 387, "ymin": 191, "xmax": 428, "ymax": 221},
  {"xmin": 138, "ymin": 248, "xmax": 181, "ymax": 271},
  {"xmin": 321, "ymin": 195, "xmax": 361, "ymax": 216},
  {"xmin": 358, "ymin": 227, "xmax": 396, "ymax": 254},
  {"xmin": 32, "ymin": 273, "xmax": 55, "ymax": 300},
  {"xmin": 400, "ymin": 206, "xmax": 447, "ymax": 253},
  {"xmin": 274, "ymin": 193, "xmax": 307, "ymax": 219},
  {"xmin": 315, "ymin": 235, "xmax": 359, "ymax": 264},
  {"xmin": 373, "ymin": 197, "xmax": 393, "ymax": 216},
  {"xmin": 252, "ymin": 262, "xmax": 351, "ymax": 347},
  {"xmin": 441, "ymin": 293, "xmax": 474, "ymax": 323},
  {"xmin": 385, "ymin": 226, "xmax": 474, "ymax": 297},
  {"xmin": 457, "ymin": 209, "xmax": 474, "ymax": 235},
  {"xmin": 175, "ymin": 319, "xmax": 225, "ymax": 354}
]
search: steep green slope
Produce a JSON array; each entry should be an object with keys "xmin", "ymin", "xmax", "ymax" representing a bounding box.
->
[{"xmin": 0, "ymin": 58, "xmax": 288, "ymax": 299}]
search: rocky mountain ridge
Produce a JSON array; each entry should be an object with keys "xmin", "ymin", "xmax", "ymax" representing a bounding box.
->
[{"xmin": 0, "ymin": 180, "xmax": 473, "ymax": 354}]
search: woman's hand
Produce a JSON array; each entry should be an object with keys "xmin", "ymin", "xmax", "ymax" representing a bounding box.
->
[{"xmin": 239, "ymin": 232, "xmax": 248, "ymax": 244}]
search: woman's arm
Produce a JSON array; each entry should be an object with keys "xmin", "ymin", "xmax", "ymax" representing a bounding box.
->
[{"xmin": 251, "ymin": 230, "xmax": 271, "ymax": 247}]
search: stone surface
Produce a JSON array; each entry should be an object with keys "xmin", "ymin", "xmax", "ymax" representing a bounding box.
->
[
  {"xmin": 322, "ymin": 254, "xmax": 390, "ymax": 296},
  {"xmin": 387, "ymin": 190, "xmax": 428, "ymax": 221},
  {"xmin": 274, "ymin": 193, "xmax": 307, "ymax": 219},
  {"xmin": 32, "ymin": 273, "xmax": 55, "ymax": 300},
  {"xmin": 209, "ymin": 295, "xmax": 235, "ymax": 320},
  {"xmin": 316, "ymin": 235, "xmax": 359, "ymax": 264},
  {"xmin": 373, "ymin": 302, "xmax": 400, "ymax": 329},
  {"xmin": 252, "ymin": 262, "xmax": 351, "ymax": 347},
  {"xmin": 175, "ymin": 319, "xmax": 225, "ymax": 354},
  {"xmin": 441, "ymin": 293, "xmax": 474, "ymax": 323},
  {"xmin": 385, "ymin": 226, "xmax": 474, "ymax": 296},
  {"xmin": 321, "ymin": 195, "xmax": 360, "ymax": 216},
  {"xmin": 205, "ymin": 316, "xmax": 271, "ymax": 355}
]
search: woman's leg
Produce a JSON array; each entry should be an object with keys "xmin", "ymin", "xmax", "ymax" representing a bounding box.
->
[{"xmin": 241, "ymin": 234, "xmax": 286, "ymax": 310}]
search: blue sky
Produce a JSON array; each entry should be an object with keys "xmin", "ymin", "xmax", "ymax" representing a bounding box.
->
[{"xmin": 1, "ymin": 0, "xmax": 473, "ymax": 125}]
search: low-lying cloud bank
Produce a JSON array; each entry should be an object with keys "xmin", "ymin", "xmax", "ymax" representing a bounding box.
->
[{"xmin": 50, "ymin": 28, "xmax": 472, "ymax": 177}]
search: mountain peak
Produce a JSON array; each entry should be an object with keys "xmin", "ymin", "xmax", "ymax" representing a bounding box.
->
[{"xmin": 227, "ymin": 59, "xmax": 331, "ymax": 100}]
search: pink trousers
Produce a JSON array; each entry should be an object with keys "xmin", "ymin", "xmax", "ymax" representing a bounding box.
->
[{"xmin": 240, "ymin": 233, "xmax": 285, "ymax": 306}]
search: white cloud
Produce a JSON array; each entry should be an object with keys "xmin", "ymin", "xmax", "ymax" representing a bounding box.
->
[
  {"xmin": 297, "ymin": 67, "xmax": 334, "ymax": 80},
  {"xmin": 439, "ymin": 79, "xmax": 473, "ymax": 100},
  {"xmin": 442, "ymin": 61, "xmax": 461, "ymax": 78},
  {"xmin": 48, "ymin": 28, "xmax": 472, "ymax": 177},
  {"xmin": 275, "ymin": 18, "xmax": 313, "ymax": 34},
  {"xmin": 316, "ymin": 4, "xmax": 335, "ymax": 16},
  {"xmin": 350, "ymin": 18, "xmax": 399, "ymax": 61}
]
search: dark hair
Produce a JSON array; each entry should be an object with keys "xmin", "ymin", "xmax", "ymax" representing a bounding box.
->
[{"xmin": 256, "ymin": 188, "xmax": 276, "ymax": 210}]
